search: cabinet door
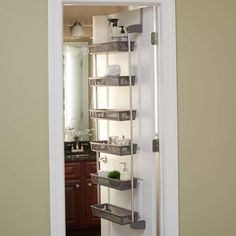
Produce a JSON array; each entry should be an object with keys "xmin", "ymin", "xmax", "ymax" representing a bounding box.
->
[
  {"xmin": 85, "ymin": 178, "xmax": 100, "ymax": 226},
  {"xmin": 65, "ymin": 162, "xmax": 82, "ymax": 180},
  {"xmin": 65, "ymin": 179, "xmax": 84, "ymax": 228}
]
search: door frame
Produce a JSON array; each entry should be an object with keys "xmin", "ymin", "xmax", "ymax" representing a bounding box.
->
[{"xmin": 48, "ymin": 1, "xmax": 178, "ymax": 236}]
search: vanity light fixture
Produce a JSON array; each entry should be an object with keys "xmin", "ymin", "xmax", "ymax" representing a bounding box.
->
[{"xmin": 70, "ymin": 20, "xmax": 85, "ymax": 38}]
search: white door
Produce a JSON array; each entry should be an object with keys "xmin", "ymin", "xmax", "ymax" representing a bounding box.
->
[{"xmin": 94, "ymin": 7, "xmax": 159, "ymax": 236}]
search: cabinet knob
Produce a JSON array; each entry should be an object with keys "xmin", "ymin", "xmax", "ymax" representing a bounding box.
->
[
  {"xmin": 75, "ymin": 184, "xmax": 80, "ymax": 188},
  {"xmin": 88, "ymin": 183, "xmax": 92, "ymax": 187}
]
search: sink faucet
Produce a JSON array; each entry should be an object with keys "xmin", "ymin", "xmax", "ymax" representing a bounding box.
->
[{"xmin": 71, "ymin": 136, "xmax": 84, "ymax": 153}]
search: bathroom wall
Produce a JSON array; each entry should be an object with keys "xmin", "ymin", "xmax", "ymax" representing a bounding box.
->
[
  {"xmin": 176, "ymin": 0, "xmax": 236, "ymax": 235},
  {"xmin": 0, "ymin": 1, "xmax": 50, "ymax": 236}
]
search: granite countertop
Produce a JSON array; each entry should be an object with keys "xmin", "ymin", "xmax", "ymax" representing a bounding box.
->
[
  {"xmin": 64, "ymin": 140, "xmax": 97, "ymax": 162},
  {"xmin": 65, "ymin": 152, "xmax": 96, "ymax": 162}
]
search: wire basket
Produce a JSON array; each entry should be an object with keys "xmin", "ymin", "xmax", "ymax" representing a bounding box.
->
[
  {"xmin": 91, "ymin": 203, "xmax": 138, "ymax": 225},
  {"xmin": 89, "ymin": 109, "xmax": 136, "ymax": 121},
  {"xmin": 90, "ymin": 141, "xmax": 137, "ymax": 155},
  {"xmin": 90, "ymin": 173, "xmax": 137, "ymax": 190},
  {"xmin": 89, "ymin": 41, "xmax": 134, "ymax": 54},
  {"xmin": 89, "ymin": 76, "xmax": 135, "ymax": 87}
]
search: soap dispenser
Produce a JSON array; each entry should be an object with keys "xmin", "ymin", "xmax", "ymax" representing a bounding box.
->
[
  {"xmin": 108, "ymin": 18, "xmax": 121, "ymax": 36},
  {"xmin": 119, "ymin": 26, "xmax": 128, "ymax": 41},
  {"xmin": 119, "ymin": 162, "xmax": 130, "ymax": 181}
]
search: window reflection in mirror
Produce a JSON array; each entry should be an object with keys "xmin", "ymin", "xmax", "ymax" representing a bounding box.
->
[{"xmin": 63, "ymin": 42, "xmax": 94, "ymax": 141}]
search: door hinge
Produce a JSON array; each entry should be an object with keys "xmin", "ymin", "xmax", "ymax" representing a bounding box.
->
[
  {"xmin": 152, "ymin": 138, "xmax": 159, "ymax": 152},
  {"xmin": 151, "ymin": 32, "xmax": 158, "ymax": 45}
]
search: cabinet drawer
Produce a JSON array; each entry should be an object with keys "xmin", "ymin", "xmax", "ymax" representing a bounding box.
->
[
  {"xmin": 85, "ymin": 161, "xmax": 97, "ymax": 177},
  {"xmin": 65, "ymin": 162, "xmax": 82, "ymax": 179}
]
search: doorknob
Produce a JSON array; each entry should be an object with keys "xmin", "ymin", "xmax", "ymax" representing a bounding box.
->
[
  {"xmin": 88, "ymin": 183, "xmax": 92, "ymax": 187},
  {"xmin": 75, "ymin": 184, "xmax": 80, "ymax": 188}
]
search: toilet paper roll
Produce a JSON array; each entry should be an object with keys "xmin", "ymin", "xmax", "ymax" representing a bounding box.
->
[{"xmin": 93, "ymin": 15, "xmax": 109, "ymax": 44}]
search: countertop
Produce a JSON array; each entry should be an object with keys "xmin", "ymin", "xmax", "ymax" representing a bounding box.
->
[{"xmin": 65, "ymin": 152, "xmax": 96, "ymax": 162}]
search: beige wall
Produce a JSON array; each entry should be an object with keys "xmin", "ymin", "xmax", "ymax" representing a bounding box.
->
[
  {"xmin": 176, "ymin": 0, "xmax": 236, "ymax": 235},
  {"xmin": 0, "ymin": 1, "xmax": 50, "ymax": 236},
  {"xmin": 1, "ymin": 0, "xmax": 236, "ymax": 236}
]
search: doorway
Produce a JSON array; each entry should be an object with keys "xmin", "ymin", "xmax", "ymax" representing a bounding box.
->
[
  {"xmin": 48, "ymin": 1, "xmax": 179, "ymax": 236},
  {"xmin": 63, "ymin": 6, "xmax": 135, "ymax": 236}
]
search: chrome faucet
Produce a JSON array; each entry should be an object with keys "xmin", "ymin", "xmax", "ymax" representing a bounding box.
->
[{"xmin": 71, "ymin": 136, "xmax": 84, "ymax": 153}]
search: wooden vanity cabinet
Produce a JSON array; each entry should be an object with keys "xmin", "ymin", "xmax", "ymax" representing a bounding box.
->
[
  {"xmin": 65, "ymin": 160, "xmax": 100, "ymax": 229},
  {"xmin": 65, "ymin": 179, "xmax": 84, "ymax": 227},
  {"xmin": 84, "ymin": 161, "xmax": 101, "ymax": 226}
]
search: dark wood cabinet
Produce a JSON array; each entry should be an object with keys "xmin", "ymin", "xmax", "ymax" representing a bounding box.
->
[
  {"xmin": 65, "ymin": 160, "xmax": 100, "ymax": 229},
  {"xmin": 65, "ymin": 179, "xmax": 84, "ymax": 227},
  {"xmin": 85, "ymin": 178, "xmax": 101, "ymax": 226}
]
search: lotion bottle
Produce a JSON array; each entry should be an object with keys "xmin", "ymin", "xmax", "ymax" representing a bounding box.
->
[{"xmin": 119, "ymin": 162, "xmax": 130, "ymax": 181}]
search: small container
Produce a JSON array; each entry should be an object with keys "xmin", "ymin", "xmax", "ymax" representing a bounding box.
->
[
  {"xmin": 109, "ymin": 136, "xmax": 119, "ymax": 145},
  {"xmin": 98, "ymin": 170, "xmax": 109, "ymax": 177},
  {"xmin": 111, "ymin": 26, "xmax": 121, "ymax": 36},
  {"xmin": 106, "ymin": 65, "xmax": 121, "ymax": 76},
  {"xmin": 119, "ymin": 26, "xmax": 128, "ymax": 42},
  {"xmin": 116, "ymin": 135, "xmax": 130, "ymax": 146}
]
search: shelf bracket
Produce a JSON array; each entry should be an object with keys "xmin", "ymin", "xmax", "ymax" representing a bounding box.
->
[
  {"xmin": 152, "ymin": 138, "xmax": 159, "ymax": 153},
  {"xmin": 130, "ymin": 220, "xmax": 146, "ymax": 230},
  {"xmin": 151, "ymin": 31, "xmax": 158, "ymax": 45},
  {"xmin": 126, "ymin": 24, "xmax": 143, "ymax": 34}
]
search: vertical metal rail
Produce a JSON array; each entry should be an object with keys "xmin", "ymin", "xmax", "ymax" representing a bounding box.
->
[
  {"xmin": 128, "ymin": 33, "xmax": 135, "ymax": 223},
  {"xmin": 105, "ymin": 52, "xmax": 111, "ymax": 204},
  {"xmin": 93, "ymin": 53, "xmax": 100, "ymax": 204},
  {"xmin": 105, "ymin": 52, "xmax": 112, "ymax": 235},
  {"xmin": 94, "ymin": 54, "xmax": 99, "ymax": 139},
  {"xmin": 106, "ymin": 52, "xmax": 110, "ymax": 141}
]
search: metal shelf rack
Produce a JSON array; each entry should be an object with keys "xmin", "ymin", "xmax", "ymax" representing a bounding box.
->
[{"xmin": 89, "ymin": 24, "xmax": 145, "ymax": 230}]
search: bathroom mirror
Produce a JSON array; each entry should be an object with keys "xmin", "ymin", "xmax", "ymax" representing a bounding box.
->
[{"xmin": 63, "ymin": 42, "xmax": 94, "ymax": 141}]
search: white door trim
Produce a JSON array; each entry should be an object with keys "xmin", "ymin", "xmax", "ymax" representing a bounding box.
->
[{"xmin": 48, "ymin": 1, "xmax": 178, "ymax": 236}]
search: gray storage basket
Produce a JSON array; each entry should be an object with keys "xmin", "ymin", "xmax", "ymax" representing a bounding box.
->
[
  {"xmin": 89, "ymin": 109, "xmax": 137, "ymax": 121},
  {"xmin": 89, "ymin": 41, "xmax": 134, "ymax": 54},
  {"xmin": 90, "ymin": 141, "xmax": 137, "ymax": 155},
  {"xmin": 90, "ymin": 173, "xmax": 137, "ymax": 191},
  {"xmin": 91, "ymin": 203, "xmax": 138, "ymax": 225},
  {"xmin": 89, "ymin": 76, "xmax": 135, "ymax": 87}
]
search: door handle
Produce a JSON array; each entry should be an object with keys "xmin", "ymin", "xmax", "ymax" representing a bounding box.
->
[
  {"xmin": 88, "ymin": 183, "xmax": 92, "ymax": 187},
  {"xmin": 75, "ymin": 184, "xmax": 80, "ymax": 188}
]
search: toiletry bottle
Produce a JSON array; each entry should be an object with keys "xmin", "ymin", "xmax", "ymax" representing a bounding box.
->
[
  {"xmin": 108, "ymin": 18, "xmax": 121, "ymax": 36},
  {"xmin": 119, "ymin": 162, "xmax": 130, "ymax": 181},
  {"xmin": 120, "ymin": 26, "xmax": 125, "ymax": 34},
  {"xmin": 119, "ymin": 26, "xmax": 128, "ymax": 41}
]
